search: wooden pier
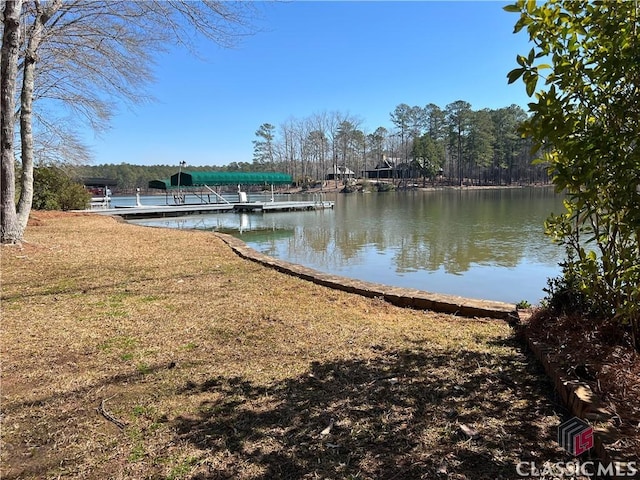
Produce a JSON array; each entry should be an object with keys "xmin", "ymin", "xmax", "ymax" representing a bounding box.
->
[
  {"xmin": 234, "ymin": 200, "xmax": 335, "ymax": 213},
  {"xmin": 92, "ymin": 199, "xmax": 334, "ymax": 219}
]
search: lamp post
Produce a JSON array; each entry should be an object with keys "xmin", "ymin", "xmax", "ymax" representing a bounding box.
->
[{"xmin": 178, "ymin": 160, "xmax": 186, "ymax": 204}]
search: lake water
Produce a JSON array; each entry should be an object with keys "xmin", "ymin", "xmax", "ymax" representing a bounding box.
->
[{"xmin": 126, "ymin": 188, "xmax": 566, "ymax": 304}]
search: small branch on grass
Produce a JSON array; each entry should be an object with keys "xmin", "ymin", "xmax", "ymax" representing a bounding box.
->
[{"xmin": 96, "ymin": 396, "xmax": 127, "ymax": 430}]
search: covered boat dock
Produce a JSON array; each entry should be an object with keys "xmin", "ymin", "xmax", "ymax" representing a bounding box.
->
[
  {"xmin": 149, "ymin": 171, "xmax": 294, "ymax": 206},
  {"xmin": 92, "ymin": 171, "xmax": 334, "ymax": 218}
]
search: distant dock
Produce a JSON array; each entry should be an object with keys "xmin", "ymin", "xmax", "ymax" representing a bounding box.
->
[{"xmin": 234, "ymin": 199, "xmax": 335, "ymax": 213}]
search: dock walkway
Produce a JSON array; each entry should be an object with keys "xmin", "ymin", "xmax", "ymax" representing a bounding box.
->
[
  {"xmin": 234, "ymin": 200, "xmax": 335, "ymax": 212},
  {"xmin": 92, "ymin": 199, "xmax": 334, "ymax": 219}
]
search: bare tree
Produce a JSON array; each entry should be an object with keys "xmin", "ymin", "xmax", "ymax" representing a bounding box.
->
[
  {"xmin": 1, "ymin": 0, "xmax": 23, "ymax": 243},
  {"xmin": 1, "ymin": 0, "xmax": 258, "ymax": 244},
  {"xmin": 279, "ymin": 118, "xmax": 298, "ymax": 179}
]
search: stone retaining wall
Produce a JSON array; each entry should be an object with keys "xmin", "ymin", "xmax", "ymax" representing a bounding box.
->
[
  {"xmin": 215, "ymin": 232, "xmax": 517, "ymax": 320},
  {"xmin": 525, "ymin": 335, "xmax": 634, "ymax": 479}
]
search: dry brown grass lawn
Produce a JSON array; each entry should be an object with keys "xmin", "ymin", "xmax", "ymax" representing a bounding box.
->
[{"xmin": 2, "ymin": 212, "xmax": 578, "ymax": 479}]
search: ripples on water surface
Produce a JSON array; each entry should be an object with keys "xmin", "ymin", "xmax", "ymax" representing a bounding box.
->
[{"xmin": 128, "ymin": 188, "xmax": 565, "ymax": 303}]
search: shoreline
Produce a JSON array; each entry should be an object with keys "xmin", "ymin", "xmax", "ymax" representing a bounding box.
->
[
  {"xmin": 113, "ymin": 182, "xmax": 555, "ymax": 197},
  {"xmin": 215, "ymin": 231, "xmax": 518, "ymax": 320}
]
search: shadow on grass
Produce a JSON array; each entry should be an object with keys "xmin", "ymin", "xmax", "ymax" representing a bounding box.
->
[{"xmin": 174, "ymin": 345, "xmax": 566, "ymax": 480}]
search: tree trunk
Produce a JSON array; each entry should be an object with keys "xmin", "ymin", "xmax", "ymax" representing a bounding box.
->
[
  {"xmin": 1, "ymin": 0, "xmax": 23, "ymax": 244},
  {"xmin": 16, "ymin": 5, "xmax": 47, "ymax": 235},
  {"xmin": 16, "ymin": 1, "xmax": 60, "ymax": 235}
]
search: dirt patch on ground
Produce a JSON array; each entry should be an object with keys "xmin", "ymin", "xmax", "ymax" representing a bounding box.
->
[{"xmin": 1, "ymin": 211, "xmax": 630, "ymax": 479}]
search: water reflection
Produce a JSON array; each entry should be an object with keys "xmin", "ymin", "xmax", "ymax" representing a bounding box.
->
[{"xmin": 129, "ymin": 188, "xmax": 565, "ymax": 303}]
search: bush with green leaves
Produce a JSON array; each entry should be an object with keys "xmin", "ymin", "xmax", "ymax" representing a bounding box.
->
[
  {"xmin": 33, "ymin": 166, "xmax": 91, "ymax": 211},
  {"xmin": 541, "ymin": 252, "xmax": 596, "ymax": 317},
  {"xmin": 506, "ymin": 0, "xmax": 640, "ymax": 349}
]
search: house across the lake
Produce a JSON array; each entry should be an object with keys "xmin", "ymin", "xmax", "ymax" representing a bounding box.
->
[{"xmin": 325, "ymin": 165, "xmax": 356, "ymax": 181}]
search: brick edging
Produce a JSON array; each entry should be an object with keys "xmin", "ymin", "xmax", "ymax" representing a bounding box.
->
[{"xmin": 525, "ymin": 334, "xmax": 634, "ymax": 479}]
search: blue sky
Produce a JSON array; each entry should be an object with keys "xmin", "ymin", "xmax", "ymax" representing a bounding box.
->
[{"xmin": 85, "ymin": 1, "xmax": 533, "ymax": 167}]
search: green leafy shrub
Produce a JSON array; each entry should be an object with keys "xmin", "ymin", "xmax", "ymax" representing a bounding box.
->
[
  {"xmin": 507, "ymin": 0, "xmax": 640, "ymax": 350},
  {"xmin": 33, "ymin": 166, "xmax": 91, "ymax": 211},
  {"xmin": 542, "ymin": 252, "xmax": 596, "ymax": 317}
]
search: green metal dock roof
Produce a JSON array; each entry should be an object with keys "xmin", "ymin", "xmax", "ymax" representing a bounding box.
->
[
  {"xmin": 148, "ymin": 179, "xmax": 172, "ymax": 190},
  {"xmin": 148, "ymin": 171, "xmax": 293, "ymax": 190},
  {"xmin": 172, "ymin": 171, "xmax": 292, "ymax": 186}
]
